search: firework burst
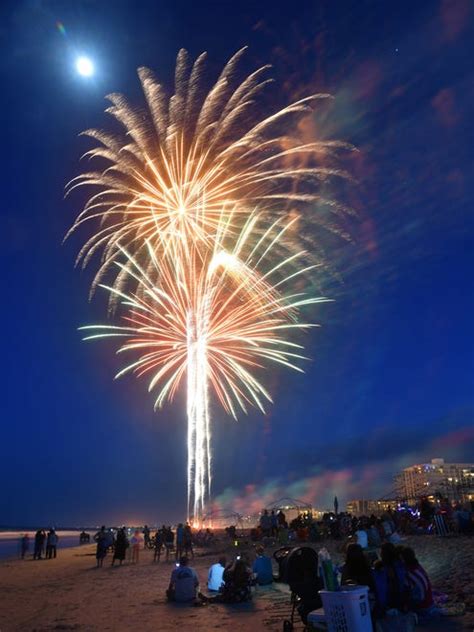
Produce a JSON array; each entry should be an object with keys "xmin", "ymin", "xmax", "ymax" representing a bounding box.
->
[
  {"xmin": 69, "ymin": 49, "xmax": 351, "ymax": 521},
  {"xmin": 81, "ymin": 211, "xmax": 327, "ymax": 519},
  {"xmin": 66, "ymin": 48, "xmax": 353, "ymax": 305}
]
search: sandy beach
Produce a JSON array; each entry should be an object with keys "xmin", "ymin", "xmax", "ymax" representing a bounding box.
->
[{"xmin": 0, "ymin": 536, "xmax": 473, "ymax": 631}]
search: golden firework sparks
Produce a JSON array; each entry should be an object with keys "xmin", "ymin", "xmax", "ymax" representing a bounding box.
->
[{"xmin": 80, "ymin": 212, "xmax": 328, "ymax": 518}]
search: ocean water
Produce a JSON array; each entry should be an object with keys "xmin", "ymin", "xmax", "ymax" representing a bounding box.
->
[{"xmin": 0, "ymin": 531, "xmax": 94, "ymax": 560}]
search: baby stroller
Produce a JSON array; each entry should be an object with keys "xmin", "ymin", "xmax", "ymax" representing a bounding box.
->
[{"xmin": 274, "ymin": 546, "xmax": 323, "ymax": 631}]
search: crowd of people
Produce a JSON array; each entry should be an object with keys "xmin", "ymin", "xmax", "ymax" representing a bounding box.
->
[
  {"xmin": 13, "ymin": 505, "xmax": 471, "ymax": 632},
  {"xmin": 252, "ymin": 498, "xmax": 473, "ymax": 547},
  {"xmin": 167, "ymin": 544, "xmax": 275, "ymax": 606},
  {"xmin": 18, "ymin": 529, "xmax": 59, "ymax": 560},
  {"xmin": 341, "ymin": 541, "xmax": 441, "ymax": 625},
  {"xmin": 91, "ymin": 522, "xmax": 198, "ymax": 567}
]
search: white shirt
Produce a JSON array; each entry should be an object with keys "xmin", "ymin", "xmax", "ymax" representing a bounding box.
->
[{"xmin": 208, "ymin": 563, "xmax": 225, "ymax": 591}]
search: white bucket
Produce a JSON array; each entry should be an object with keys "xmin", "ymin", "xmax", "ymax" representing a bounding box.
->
[{"xmin": 319, "ymin": 585, "xmax": 373, "ymax": 632}]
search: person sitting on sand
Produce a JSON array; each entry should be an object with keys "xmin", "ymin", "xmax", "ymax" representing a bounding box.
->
[
  {"xmin": 398, "ymin": 546, "xmax": 438, "ymax": 619},
  {"xmin": 167, "ymin": 556, "xmax": 199, "ymax": 603},
  {"xmin": 208, "ymin": 556, "xmax": 226, "ymax": 591},
  {"xmin": 112, "ymin": 527, "xmax": 129, "ymax": 566},
  {"xmin": 94, "ymin": 526, "xmax": 108, "ymax": 568},
  {"xmin": 130, "ymin": 530, "xmax": 143, "ymax": 563},
  {"xmin": 373, "ymin": 542, "xmax": 409, "ymax": 619},
  {"xmin": 252, "ymin": 545, "xmax": 273, "ymax": 585},
  {"xmin": 204, "ymin": 556, "xmax": 253, "ymax": 603},
  {"xmin": 355, "ymin": 523, "xmax": 368, "ymax": 549},
  {"xmin": 341, "ymin": 543, "xmax": 374, "ymax": 591}
]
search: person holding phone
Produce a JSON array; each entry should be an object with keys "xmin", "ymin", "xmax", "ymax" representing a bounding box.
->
[{"xmin": 167, "ymin": 556, "xmax": 200, "ymax": 603}]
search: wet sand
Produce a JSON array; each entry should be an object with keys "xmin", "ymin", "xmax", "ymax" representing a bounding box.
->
[{"xmin": 0, "ymin": 536, "xmax": 472, "ymax": 631}]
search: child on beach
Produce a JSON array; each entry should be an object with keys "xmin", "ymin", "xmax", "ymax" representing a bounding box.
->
[{"xmin": 130, "ymin": 530, "xmax": 143, "ymax": 563}]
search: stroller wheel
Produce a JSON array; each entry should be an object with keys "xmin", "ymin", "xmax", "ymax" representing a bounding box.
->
[{"xmin": 283, "ymin": 620, "xmax": 293, "ymax": 632}]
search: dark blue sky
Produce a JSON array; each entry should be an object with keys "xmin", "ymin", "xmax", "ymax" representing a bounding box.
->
[{"xmin": 1, "ymin": 0, "xmax": 473, "ymax": 526}]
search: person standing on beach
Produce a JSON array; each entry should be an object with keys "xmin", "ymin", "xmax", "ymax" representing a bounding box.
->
[
  {"xmin": 130, "ymin": 530, "xmax": 143, "ymax": 563},
  {"xmin": 19, "ymin": 533, "xmax": 29, "ymax": 559},
  {"xmin": 111, "ymin": 527, "xmax": 129, "ymax": 566},
  {"xmin": 94, "ymin": 526, "xmax": 108, "ymax": 568},
  {"xmin": 259, "ymin": 510, "xmax": 271, "ymax": 538},
  {"xmin": 164, "ymin": 526, "xmax": 174, "ymax": 561},
  {"xmin": 153, "ymin": 529, "xmax": 163, "ymax": 562},
  {"xmin": 175, "ymin": 523, "xmax": 184, "ymax": 560},
  {"xmin": 183, "ymin": 523, "xmax": 194, "ymax": 559},
  {"xmin": 143, "ymin": 524, "xmax": 151, "ymax": 549},
  {"xmin": 33, "ymin": 529, "xmax": 45, "ymax": 560},
  {"xmin": 46, "ymin": 529, "xmax": 59, "ymax": 559}
]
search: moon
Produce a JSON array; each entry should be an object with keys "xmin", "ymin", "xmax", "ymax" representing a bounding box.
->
[{"xmin": 76, "ymin": 56, "xmax": 94, "ymax": 77}]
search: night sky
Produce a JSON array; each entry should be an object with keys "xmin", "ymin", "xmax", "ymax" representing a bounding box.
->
[{"xmin": 1, "ymin": 0, "xmax": 473, "ymax": 526}]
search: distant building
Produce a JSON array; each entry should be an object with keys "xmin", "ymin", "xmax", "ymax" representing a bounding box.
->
[
  {"xmin": 395, "ymin": 458, "xmax": 474, "ymax": 504},
  {"xmin": 346, "ymin": 499, "xmax": 396, "ymax": 517}
]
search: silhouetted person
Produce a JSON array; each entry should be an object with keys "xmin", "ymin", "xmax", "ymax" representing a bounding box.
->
[
  {"xmin": 33, "ymin": 529, "xmax": 45, "ymax": 560},
  {"xmin": 175, "ymin": 523, "xmax": 184, "ymax": 560},
  {"xmin": 143, "ymin": 524, "xmax": 150, "ymax": 549},
  {"xmin": 20, "ymin": 534, "xmax": 29, "ymax": 559},
  {"xmin": 94, "ymin": 526, "xmax": 108, "ymax": 568},
  {"xmin": 164, "ymin": 526, "xmax": 174, "ymax": 561},
  {"xmin": 153, "ymin": 529, "xmax": 163, "ymax": 562},
  {"xmin": 112, "ymin": 528, "xmax": 128, "ymax": 566},
  {"xmin": 341, "ymin": 543, "xmax": 374, "ymax": 589},
  {"xmin": 183, "ymin": 523, "xmax": 194, "ymax": 559},
  {"xmin": 46, "ymin": 529, "xmax": 58, "ymax": 559},
  {"xmin": 270, "ymin": 511, "xmax": 278, "ymax": 537},
  {"xmin": 260, "ymin": 510, "xmax": 271, "ymax": 537}
]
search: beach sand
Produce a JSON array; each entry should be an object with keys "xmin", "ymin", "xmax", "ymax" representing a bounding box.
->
[{"xmin": 0, "ymin": 536, "xmax": 473, "ymax": 631}]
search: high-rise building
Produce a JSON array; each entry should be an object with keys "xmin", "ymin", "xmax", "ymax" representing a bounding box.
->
[
  {"xmin": 395, "ymin": 458, "xmax": 474, "ymax": 503},
  {"xmin": 346, "ymin": 499, "xmax": 396, "ymax": 516}
]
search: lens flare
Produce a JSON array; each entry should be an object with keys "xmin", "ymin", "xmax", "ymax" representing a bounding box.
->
[{"xmin": 76, "ymin": 56, "xmax": 94, "ymax": 77}]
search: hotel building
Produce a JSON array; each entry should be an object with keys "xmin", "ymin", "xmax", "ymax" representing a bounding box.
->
[{"xmin": 395, "ymin": 458, "xmax": 474, "ymax": 504}]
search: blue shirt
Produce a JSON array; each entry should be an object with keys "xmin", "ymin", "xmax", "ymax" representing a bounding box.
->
[{"xmin": 253, "ymin": 555, "xmax": 273, "ymax": 585}]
